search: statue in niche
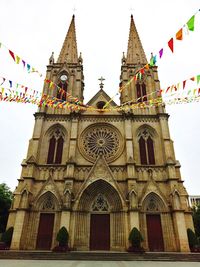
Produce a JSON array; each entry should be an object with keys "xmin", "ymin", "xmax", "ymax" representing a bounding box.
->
[
  {"xmin": 173, "ymin": 192, "xmax": 181, "ymax": 210},
  {"xmin": 20, "ymin": 191, "xmax": 28, "ymax": 209},
  {"xmin": 129, "ymin": 190, "xmax": 137, "ymax": 209},
  {"xmin": 64, "ymin": 190, "xmax": 71, "ymax": 209}
]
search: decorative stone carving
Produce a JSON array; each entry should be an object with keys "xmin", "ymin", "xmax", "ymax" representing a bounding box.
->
[
  {"xmin": 64, "ymin": 190, "xmax": 71, "ymax": 209},
  {"xmin": 129, "ymin": 190, "xmax": 137, "ymax": 209},
  {"xmin": 79, "ymin": 123, "xmax": 124, "ymax": 162},
  {"xmin": 92, "ymin": 194, "xmax": 109, "ymax": 211},
  {"xmin": 41, "ymin": 194, "xmax": 55, "ymax": 210}
]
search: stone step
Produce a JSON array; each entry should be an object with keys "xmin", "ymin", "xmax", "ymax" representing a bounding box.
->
[{"xmin": 0, "ymin": 251, "xmax": 200, "ymax": 262}]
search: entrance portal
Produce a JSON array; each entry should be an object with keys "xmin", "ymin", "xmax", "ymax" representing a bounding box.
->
[
  {"xmin": 36, "ymin": 213, "xmax": 55, "ymax": 250},
  {"xmin": 146, "ymin": 214, "xmax": 164, "ymax": 251},
  {"xmin": 90, "ymin": 214, "xmax": 110, "ymax": 250}
]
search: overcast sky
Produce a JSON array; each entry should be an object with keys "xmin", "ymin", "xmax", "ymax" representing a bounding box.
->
[{"xmin": 0, "ymin": 0, "xmax": 200, "ymax": 195}]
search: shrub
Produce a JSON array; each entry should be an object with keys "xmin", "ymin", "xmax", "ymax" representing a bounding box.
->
[
  {"xmin": 56, "ymin": 227, "xmax": 69, "ymax": 246},
  {"xmin": 1, "ymin": 227, "xmax": 13, "ymax": 246},
  {"xmin": 187, "ymin": 228, "xmax": 198, "ymax": 249},
  {"xmin": 129, "ymin": 227, "xmax": 143, "ymax": 248}
]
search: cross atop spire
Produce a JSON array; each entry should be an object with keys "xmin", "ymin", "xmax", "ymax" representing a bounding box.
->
[
  {"xmin": 98, "ymin": 76, "xmax": 105, "ymax": 89},
  {"xmin": 126, "ymin": 15, "xmax": 147, "ymax": 65},
  {"xmin": 57, "ymin": 15, "xmax": 78, "ymax": 63}
]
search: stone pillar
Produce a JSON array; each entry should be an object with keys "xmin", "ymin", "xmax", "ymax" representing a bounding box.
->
[
  {"xmin": 129, "ymin": 210, "xmax": 140, "ymax": 230},
  {"xmin": 159, "ymin": 115, "xmax": 176, "ymax": 163},
  {"xmin": 173, "ymin": 211, "xmax": 190, "ymax": 252},
  {"xmin": 60, "ymin": 211, "xmax": 71, "ymax": 231},
  {"xmin": 68, "ymin": 118, "xmax": 78, "ymax": 160},
  {"xmin": 10, "ymin": 210, "xmax": 26, "ymax": 250}
]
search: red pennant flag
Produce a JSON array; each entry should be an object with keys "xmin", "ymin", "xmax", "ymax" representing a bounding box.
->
[
  {"xmin": 166, "ymin": 86, "xmax": 170, "ymax": 93},
  {"xmin": 176, "ymin": 28, "xmax": 183, "ymax": 40},
  {"xmin": 183, "ymin": 80, "xmax": 186, "ymax": 89},
  {"xmin": 168, "ymin": 38, "xmax": 174, "ymax": 53},
  {"xmin": 198, "ymin": 88, "xmax": 200, "ymax": 95},
  {"xmin": 9, "ymin": 50, "xmax": 15, "ymax": 62},
  {"xmin": 140, "ymin": 68, "xmax": 145, "ymax": 74}
]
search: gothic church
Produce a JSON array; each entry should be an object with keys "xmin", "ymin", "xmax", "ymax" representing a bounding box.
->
[{"xmin": 7, "ymin": 15, "xmax": 193, "ymax": 252}]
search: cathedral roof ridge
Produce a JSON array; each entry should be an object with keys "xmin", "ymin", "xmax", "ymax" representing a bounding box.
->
[{"xmin": 86, "ymin": 88, "xmax": 117, "ymax": 107}]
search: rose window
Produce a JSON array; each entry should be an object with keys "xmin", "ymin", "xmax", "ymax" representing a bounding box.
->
[{"xmin": 79, "ymin": 124, "xmax": 123, "ymax": 162}]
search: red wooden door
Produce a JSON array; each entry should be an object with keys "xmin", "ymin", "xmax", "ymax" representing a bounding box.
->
[
  {"xmin": 90, "ymin": 214, "xmax": 110, "ymax": 250},
  {"xmin": 146, "ymin": 214, "xmax": 164, "ymax": 251},
  {"xmin": 36, "ymin": 213, "xmax": 55, "ymax": 250}
]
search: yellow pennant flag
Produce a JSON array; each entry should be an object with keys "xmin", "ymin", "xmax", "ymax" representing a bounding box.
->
[{"xmin": 16, "ymin": 55, "xmax": 20, "ymax": 64}]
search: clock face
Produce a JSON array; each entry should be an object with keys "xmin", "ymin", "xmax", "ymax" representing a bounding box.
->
[{"xmin": 60, "ymin": 74, "xmax": 68, "ymax": 82}]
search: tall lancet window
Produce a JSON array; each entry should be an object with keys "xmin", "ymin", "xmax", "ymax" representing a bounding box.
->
[
  {"xmin": 47, "ymin": 128, "xmax": 64, "ymax": 164},
  {"xmin": 138, "ymin": 129, "xmax": 155, "ymax": 165},
  {"xmin": 136, "ymin": 82, "xmax": 147, "ymax": 102},
  {"xmin": 57, "ymin": 74, "xmax": 68, "ymax": 101}
]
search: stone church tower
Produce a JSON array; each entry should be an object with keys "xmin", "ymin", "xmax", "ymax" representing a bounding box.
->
[{"xmin": 7, "ymin": 15, "xmax": 193, "ymax": 252}]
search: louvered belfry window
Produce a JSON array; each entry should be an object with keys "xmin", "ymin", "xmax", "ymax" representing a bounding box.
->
[{"xmin": 136, "ymin": 82, "xmax": 147, "ymax": 102}]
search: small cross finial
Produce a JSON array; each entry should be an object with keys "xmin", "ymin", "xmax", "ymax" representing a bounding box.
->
[
  {"xmin": 73, "ymin": 6, "xmax": 77, "ymax": 15},
  {"xmin": 98, "ymin": 76, "xmax": 105, "ymax": 89},
  {"xmin": 129, "ymin": 7, "xmax": 133, "ymax": 15}
]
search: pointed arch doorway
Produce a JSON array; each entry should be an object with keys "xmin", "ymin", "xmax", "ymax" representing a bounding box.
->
[
  {"xmin": 146, "ymin": 214, "xmax": 164, "ymax": 251},
  {"xmin": 90, "ymin": 194, "xmax": 110, "ymax": 250},
  {"xmin": 90, "ymin": 214, "xmax": 110, "ymax": 250},
  {"xmin": 143, "ymin": 193, "xmax": 165, "ymax": 252},
  {"xmin": 75, "ymin": 179, "xmax": 125, "ymax": 251},
  {"xmin": 35, "ymin": 192, "xmax": 59, "ymax": 250}
]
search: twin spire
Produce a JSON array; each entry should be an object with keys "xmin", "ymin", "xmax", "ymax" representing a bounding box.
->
[
  {"xmin": 57, "ymin": 15, "xmax": 78, "ymax": 64},
  {"xmin": 57, "ymin": 14, "xmax": 147, "ymax": 65},
  {"xmin": 126, "ymin": 15, "xmax": 147, "ymax": 65}
]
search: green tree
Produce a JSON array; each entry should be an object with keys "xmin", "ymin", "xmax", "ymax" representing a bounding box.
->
[
  {"xmin": 0, "ymin": 183, "xmax": 13, "ymax": 233},
  {"xmin": 192, "ymin": 205, "xmax": 200, "ymax": 239},
  {"xmin": 56, "ymin": 226, "xmax": 69, "ymax": 246},
  {"xmin": 187, "ymin": 228, "xmax": 198, "ymax": 249},
  {"xmin": 1, "ymin": 227, "xmax": 14, "ymax": 246},
  {"xmin": 128, "ymin": 227, "xmax": 143, "ymax": 248}
]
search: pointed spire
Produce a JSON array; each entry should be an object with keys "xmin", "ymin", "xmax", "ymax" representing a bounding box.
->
[
  {"xmin": 57, "ymin": 15, "xmax": 78, "ymax": 63},
  {"xmin": 126, "ymin": 15, "xmax": 147, "ymax": 65}
]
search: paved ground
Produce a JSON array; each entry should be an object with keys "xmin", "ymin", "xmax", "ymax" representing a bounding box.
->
[{"xmin": 0, "ymin": 260, "xmax": 200, "ymax": 267}]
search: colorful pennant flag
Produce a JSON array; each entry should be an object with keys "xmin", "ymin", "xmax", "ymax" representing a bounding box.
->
[
  {"xmin": 168, "ymin": 38, "xmax": 174, "ymax": 53},
  {"xmin": 9, "ymin": 50, "xmax": 15, "ymax": 62},
  {"xmin": 176, "ymin": 28, "xmax": 183, "ymax": 40},
  {"xmin": 187, "ymin": 15, "xmax": 195, "ymax": 31},
  {"xmin": 159, "ymin": 48, "xmax": 163, "ymax": 58}
]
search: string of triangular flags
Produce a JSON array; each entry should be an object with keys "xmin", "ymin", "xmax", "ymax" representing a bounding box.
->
[
  {"xmin": 0, "ymin": 76, "xmax": 87, "ymax": 107},
  {"xmin": 1, "ymin": 73, "xmax": 200, "ymax": 111},
  {"xmin": 0, "ymin": 9, "xmax": 200, "ymax": 111},
  {"xmin": 0, "ymin": 42, "xmax": 43, "ymax": 77},
  {"xmin": 103, "ymin": 9, "xmax": 200, "ymax": 109}
]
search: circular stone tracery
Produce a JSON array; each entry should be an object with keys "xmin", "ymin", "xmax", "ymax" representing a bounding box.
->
[{"xmin": 79, "ymin": 124, "xmax": 123, "ymax": 163}]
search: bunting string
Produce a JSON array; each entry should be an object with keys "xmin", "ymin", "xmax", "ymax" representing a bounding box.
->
[
  {"xmin": 1, "ymin": 85, "xmax": 200, "ymax": 112},
  {"xmin": 103, "ymin": 9, "xmax": 200, "ymax": 109},
  {"xmin": 0, "ymin": 41, "xmax": 43, "ymax": 77}
]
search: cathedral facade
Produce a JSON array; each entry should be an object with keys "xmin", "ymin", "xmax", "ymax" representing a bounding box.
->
[{"xmin": 7, "ymin": 15, "xmax": 193, "ymax": 252}]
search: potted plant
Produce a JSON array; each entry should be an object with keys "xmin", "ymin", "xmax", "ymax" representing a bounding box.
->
[
  {"xmin": 53, "ymin": 226, "xmax": 70, "ymax": 252},
  {"xmin": 0, "ymin": 227, "xmax": 13, "ymax": 250},
  {"xmin": 127, "ymin": 227, "xmax": 144, "ymax": 253},
  {"xmin": 187, "ymin": 228, "xmax": 200, "ymax": 252}
]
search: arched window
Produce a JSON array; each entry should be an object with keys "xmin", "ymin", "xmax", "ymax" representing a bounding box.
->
[
  {"xmin": 136, "ymin": 82, "xmax": 147, "ymax": 102},
  {"xmin": 57, "ymin": 74, "xmax": 68, "ymax": 101},
  {"xmin": 138, "ymin": 129, "xmax": 155, "ymax": 165},
  {"xmin": 47, "ymin": 128, "xmax": 64, "ymax": 164}
]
